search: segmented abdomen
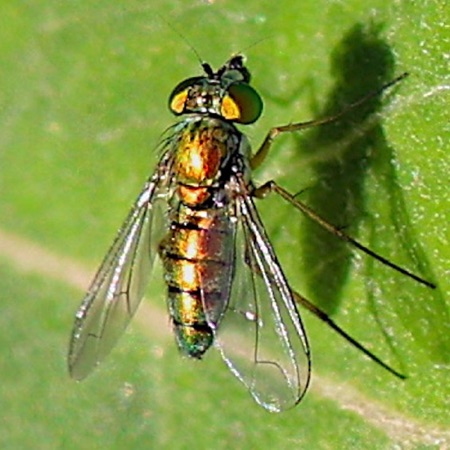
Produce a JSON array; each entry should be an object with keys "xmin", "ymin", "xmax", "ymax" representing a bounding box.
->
[{"xmin": 159, "ymin": 205, "xmax": 235, "ymax": 358}]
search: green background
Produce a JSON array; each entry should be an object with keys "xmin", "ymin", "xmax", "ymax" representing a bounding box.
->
[{"xmin": 0, "ymin": 1, "xmax": 448, "ymax": 449}]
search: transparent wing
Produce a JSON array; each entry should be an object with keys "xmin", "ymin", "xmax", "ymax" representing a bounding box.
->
[
  {"xmin": 68, "ymin": 170, "xmax": 169, "ymax": 380},
  {"xmin": 214, "ymin": 186, "xmax": 311, "ymax": 412}
]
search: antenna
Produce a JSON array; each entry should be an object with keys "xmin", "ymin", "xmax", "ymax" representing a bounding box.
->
[{"xmin": 158, "ymin": 14, "xmax": 204, "ymax": 68}]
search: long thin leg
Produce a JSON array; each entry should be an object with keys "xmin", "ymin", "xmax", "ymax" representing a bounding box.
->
[
  {"xmin": 250, "ymin": 72, "xmax": 409, "ymax": 170},
  {"xmin": 291, "ymin": 289, "xmax": 406, "ymax": 379},
  {"xmin": 254, "ymin": 180, "xmax": 435, "ymax": 289}
]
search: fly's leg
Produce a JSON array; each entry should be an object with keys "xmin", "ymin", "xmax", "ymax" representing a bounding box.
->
[
  {"xmin": 254, "ymin": 180, "xmax": 435, "ymax": 289},
  {"xmin": 249, "ymin": 69, "xmax": 435, "ymax": 289},
  {"xmin": 250, "ymin": 72, "xmax": 409, "ymax": 170},
  {"xmin": 291, "ymin": 289, "xmax": 406, "ymax": 379}
]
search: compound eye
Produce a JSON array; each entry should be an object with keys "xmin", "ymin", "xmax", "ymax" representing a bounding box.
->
[
  {"xmin": 221, "ymin": 82, "xmax": 263, "ymax": 124},
  {"xmin": 168, "ymin": 76, "xmax": 203, "ymax": 115}
]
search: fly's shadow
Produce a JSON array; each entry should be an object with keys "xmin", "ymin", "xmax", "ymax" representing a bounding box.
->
[
  {"xmin": 297, "ymin": 22, "xmax": 403, "ymax": 312},
  {"xmin": 288, "ymin": 22, "xmax": 448, "ymax": 362}
]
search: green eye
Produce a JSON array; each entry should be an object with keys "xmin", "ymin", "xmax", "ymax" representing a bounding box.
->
[
  {"xmin": 168, "ymin": 76, "xmax": 204, "ymax": 114},
  {"xmin": 224, "ymin": 82, "xmax": 263, "ymax": 124}
]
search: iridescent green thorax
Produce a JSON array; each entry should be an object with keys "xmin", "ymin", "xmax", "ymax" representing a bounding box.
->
[
  {"xmin": 173, "ymin": 118, "xmax": 240, "ymax": 187},
  {"xmin": 167, "ymin": 116, "xmax": 249, "ymax": 210}
]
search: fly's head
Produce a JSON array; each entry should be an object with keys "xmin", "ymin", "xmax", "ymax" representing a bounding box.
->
[{"xmin": 168, "ymin": 55, "xmax": 263, "ymax": 124}]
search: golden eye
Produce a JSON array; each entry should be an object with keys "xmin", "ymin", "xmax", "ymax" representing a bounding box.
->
[
  {"xmin": 170, "ymin": 90, "xmax": 188, "ymax": 115},
  {"xmin": 220, "ymin": 95, "xmax": 241, "ymax": 121},
  {"xmin": 168, "ymin": 76, "xmax": 204, "ymax": 115}
]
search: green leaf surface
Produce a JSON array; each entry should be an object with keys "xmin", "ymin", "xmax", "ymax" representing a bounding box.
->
[{"xmin": 0, "ymin": 1, "xmax": 448, "ymax": 449}]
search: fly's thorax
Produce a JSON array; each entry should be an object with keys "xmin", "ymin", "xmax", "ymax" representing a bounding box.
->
[
  {"xmin": 173, "ymin": 117, "xmax": 241, "ymax": 187},
  {"xmin": 159, "ymin": 205, "xmax": 236, "ymax": 359}
]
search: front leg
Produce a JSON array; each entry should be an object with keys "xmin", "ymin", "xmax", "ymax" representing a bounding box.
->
[{"xmin": 250, "ymin": 72, "xmax": 409, "ymax": 170}]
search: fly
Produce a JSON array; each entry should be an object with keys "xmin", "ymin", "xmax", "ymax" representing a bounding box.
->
[{"xmin": 68, "ymin": 55, "xmax": 435, "ymax": 412}]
